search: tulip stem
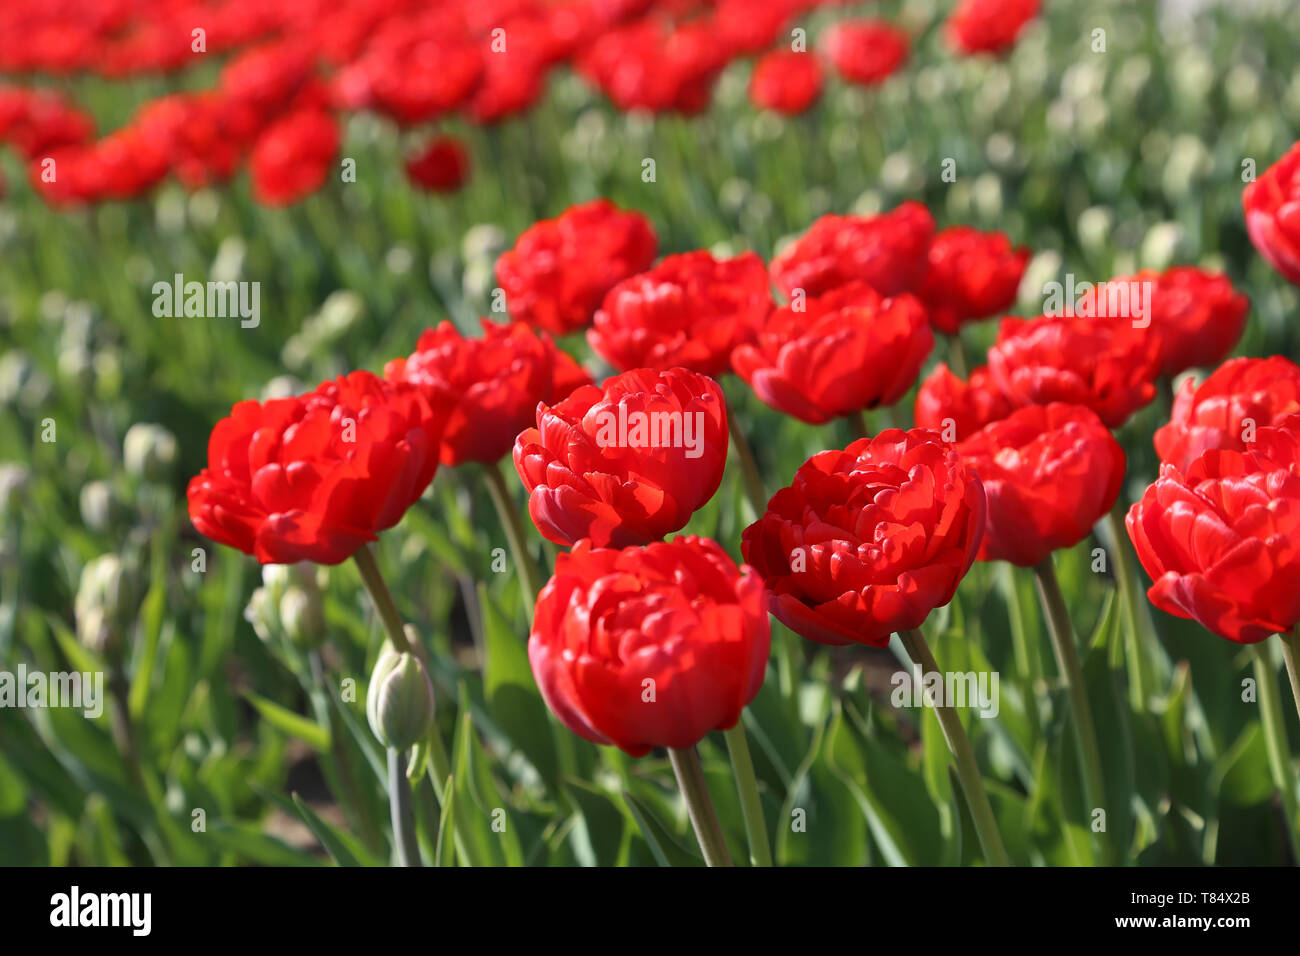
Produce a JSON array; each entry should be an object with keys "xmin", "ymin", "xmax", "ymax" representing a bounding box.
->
[
  {"xmin": 723, "ymin": 722, "xmax": 772, "ymax": 866},
  {"xmin": 947, "ymin": 334, "xmax": 969, "ymax": 380},
  {"xmin": 354, "ymin": 545, "xmax": 415, "ymax": 655},
  {"xmin": 388, "ymin": 747, "xmax": 422, "ymax": 866},
  {"xmin": 1107, "ymin": 504, "xmax": 1152, "ymax": 711},
  {"xmin": 1253, "ymin": 642, "xmax": 1300, "ymax": 862},
  {"xmin": 483, "ymin": 461, "xmax": 543, "ymax": 619},
  {"xmin": 898, "ymin": 627, "xmax": 1012, "ymax": 866},
  {"xmin": 668, "ymin": 747, "xmax": 734, "ymax": 867},
  {"xmin": 727, "ymin": 412, "xmax": 767, "ymax": 517},
  {"xmin": 1034, "ymin": 559, "xmax": 1109, "ymax": 862},
  {"xmin": 853, "ymin": 409, "xmax": 871, "ymax": 439},
  {"xmin": 1282, "ymin": 627, "xmax": 1300, "ymax": 726}
]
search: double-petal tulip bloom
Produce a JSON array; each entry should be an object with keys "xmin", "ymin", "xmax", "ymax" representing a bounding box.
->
[
  {"xmin": 914, "ymin": 363, "xmax": 1014, "ymax": 441},
  {"xmin": 915, "ymin": 226, "xmax": 1030, "ymax": 335},
  {"xmin": 769, "ymin": 201, "xmax": 934, "ymax": 299},
  {"xmin": 1127, "ymin": 418, "xmax": 1300, "ymax": 644},
  {"xmin": 513, "ymin": 367, "xmax": 728, "ymax": 547},
  {"xmin": 404, "ymin": 136, "xmax": 470, "ymax": 192},
  {"xmin": 958, "ymin": 404, "xmax": 1125, "ymax": 567},
  {"xmin": 731, "ymin": 282, "xmax": 933, "ymax": 424},
  {"xmin": 187, "ymin": 371, "xmax": 449, "ymax": 565},
  {"xmin": 1243, "ymin": 140, "xmax": 1300, "ymax": 286},
  {"xmin": 496, "ymin": 199, "xmax": 658, "ymax": 335},
  {"xmin": 587, "ymin": 249, "xmax": 771, "ymax": 377},
  {"xmin": 384, "ymin": 319, "xmax": 591, "ymax": 466},
  {"xmin": 529, "ymin": 536, "xmax": 770, "ymax": 756},
  {"xmin": 1077, "ymin": 267, "xmax": 1249, "ymax": 378},
  {"xmin": 749, "ymin": 49, "xmax": 824, "ymax": 115},
  {"xmin": 1155, "ymin": 356, "xmax": 1300, "ymax": 473},
  {"xmin": 822, "ymin": 21, "xmax": 910, "ymax": 86},
  {"xmin": 945, "ymin": 0, "xmax": 1041, "ymax": 55},
  {"xmin": 987, "ymin": 313, "xmax": 1158, "ymax": 428},
  {"xmin": 741, "ymin": 428, "xmax": 986, "ymax": 647}
]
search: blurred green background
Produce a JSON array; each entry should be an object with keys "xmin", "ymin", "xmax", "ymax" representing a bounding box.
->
[{"xmin": 1, "ymin": 0, "xmax": 1299, "ymax": 866}]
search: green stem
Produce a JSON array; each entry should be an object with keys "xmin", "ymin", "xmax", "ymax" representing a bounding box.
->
[
  {"xmin": 668, "ymin": 747, "xmax": 734, "ymax": 867},
  {"xmin": 353, "ymin": 545, "xmax": 414, "ymax": 655},
  {"xmin": 853, "ymin": 408, "xmax": 871, "ymax": 440},
  {"xmin": 898, "ymin": 627, "xmax": 1012, "ymax": 867},
  {"xmin": 483, "ymin": 460, "xmax": 543, "ymax": 618},
  {"xmin": 1034, "ymin": 559, "xmax": 1108, "ymax": 860},
  {"xmin": 723, "ymin": 722, "xmax": 772, "ymax": 866},
  {"xmin": 1281, "ymin": 627, "xmax": 1300, "ymax": 726},
  {"xmin": 388, "ymin": 747, "xmax": 422, "ymax": 866},
  {"xmin": 727, "ymin": 411, "xmax": 767, "ymax": 517},
  {"xmin": 1107, "ymin": 504, "xmax": 1152, "ymax": 711},
  {"xmin": 1253, "ymin": 642, "xmax": 1300, "ymax": 862},
  {"xmin": 946, "ymin": 333, "xmax": 969, "ymax": 380}
]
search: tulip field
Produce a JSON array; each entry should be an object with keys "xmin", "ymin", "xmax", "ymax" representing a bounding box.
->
[{"xmin": 4, "ymin": 0, "xmax": 1300, "ymax": 889}]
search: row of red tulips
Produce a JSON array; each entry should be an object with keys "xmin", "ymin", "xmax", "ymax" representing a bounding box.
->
[
  {"xmin": 0, "ymin": 0, "xmax": 1042, "ymax": 204},
  {"xmin": 178, "ymin": 137, "xmax": 1300, "ymax": 860}
]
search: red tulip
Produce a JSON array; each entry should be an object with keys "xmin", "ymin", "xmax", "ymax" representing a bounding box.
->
[
  {"xmin": 822, "ymin": 21, "xmax": 909, "ymax": 86},
  {"xmin": 749, "ymin": 50, "xmax": 823, "ymax": 115},
  {"xmin": 741, "ymin": 428, "xmax": 986, "ymax": 647},
  {"xmin": 914, "ymin": 363, "xmax": 1014, "ymax": 441},
  {"xmin": 404, "ymin": 136, "xmax": 470, "ymax": 193},
  {"xmin": 1076, "ymin": 267, "xmax": 1249, "ymax": 378},
  {"xmin": 496, "ymin": 199, "xmax": 658, "ymax": 335},
  {"xmin": 946, "ymin": 0, "xmax": 1041, "ymax": 55},
  {"xmin": 187, "ymin": 371, "xmax": 449, "ymax": 565},
  {"xmin": 769, "ymin": 201, "xmax": 934, "ymax": 299},
  {"xmin": 1127, "ymin": 417, "xmax": 1300, "ymax": 644},
  {"xmin": 249, "ymin": 106, "xmax": 339, "ymax": 206},
  {"xmin": 513, "ymin": 367, "xmax": 728, "ymax": 548},
  {"xmin": 1154, "ymin": 356, "xmax": 1300, "ymax": 473},
  {"xmin": 987, "ymin": 314, "xmax": 1158, "ymax": 428},
  {"xmin": 588, "ymin": 250, "xmax": 771, "ymax": 377},
  {"xmin": 958, "ymin": 404, "xmax": 1125, "ymax": 567},
  {"xmin": 731, "ymin": 282, "xmax": 932, "ymax": 425},
  {"xmin": 1243, "ymin": 141, "xmax": 1300, "ymax": 286},
  {"xmin": 529, "ymin": 536, "xmax": 770, "ymax": 756},
  {"xmin": 385, "ymin": 320, "xmax": 591, "ymax": 466},
  {"xmin": 916, "ymin": 226, "xmax": 1030, "ymax": 335}
]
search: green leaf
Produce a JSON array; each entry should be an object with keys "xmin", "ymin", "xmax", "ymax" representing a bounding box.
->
[
  {"xmin": 478, "ymin": 582, "xmax": 557, "ymax": 785},
  {"xmin": 621, "ymin": 790, "xmax": 701, "ymax": 867},
  {"xmin": 243, "ymin": 691, "xmax": 330, "ymax": 752}
]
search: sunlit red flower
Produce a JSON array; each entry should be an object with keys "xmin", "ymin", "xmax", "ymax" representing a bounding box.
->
[
  {"xmin": 1154, "ymin": 356, "xmax": 1300, "ymax": 473},
  {"xmin": 1243, "ymin": 140, "xmax": 1300, "ymax": 287},
  {"xmin": 1128, "ymin": 417, "xmax": 1300, "ymax": 644},
  {"xmin": 916, "ymin": 227, "xmax": 1030, "ymax": 335},
  {"xmin": 769, "ymin": 201, "xmax": 935, "ymax": 300},
  {"xmin": 946, "ymin": 0, "xmax": 1041, "ymax": 55},
  {"xmin": 513, "ymin": 367, "xmax": 728, "ymax": 547},
  {"xmin": 588, "ymin": 250, "xmax": 771, "ymax": 377},
  {"xmin": 987, "ymin": 314, "xmax": 1158, "ymax": 428},
  {"xmin": 741, "ymin": 428, "xmax": 985, "ymax": 647},
  {"xmin": 958, "ymin": 403, "xmax": 1125, "ymax": 567},
  {"xmin": 914, "ymin": 363, "xmax": 1015, "ymax": 441},
  {"xmin": 822, "ymin": 21, "xmax": 909, "ymax": 86},
  {"xmin": 187, "ymin": 371, "xmax": 449, "ymax": 565},
  {"xmin": 404, "ymin": 136, "xmax": 470, "ymax": 193},
  {"xmin": 749, "ymin": 50, "xmax": 823, "ymax": 115},
  {"xmin": 529, "ymin": 536, "xmax": 770, "ymax": 756},
  {"xmin": 496, "ymin": 199, "xmax": 658, "ymax": 335},
  {"xmin": 385, "ymin": 320, "xmax": 591, "ymax": 466}
]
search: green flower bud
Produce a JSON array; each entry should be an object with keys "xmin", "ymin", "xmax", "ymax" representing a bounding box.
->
[
  {"xmin": 123, "ymin": 423, "xmax": 178, "ymax": 483},
  {"xmin": 75, "ymin": 553, "xmax": 134, "ymax": 655},
  {"xmin": 366, "ymin": 646, "xmax": 435, "ymax": 752},
  {"xmin": 279, "ymin": 585, "xmax": 325, "ymax": 648},
  {"xmin": 79, "ymin": 479, "xmax": 122, "ymax": 533}
]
